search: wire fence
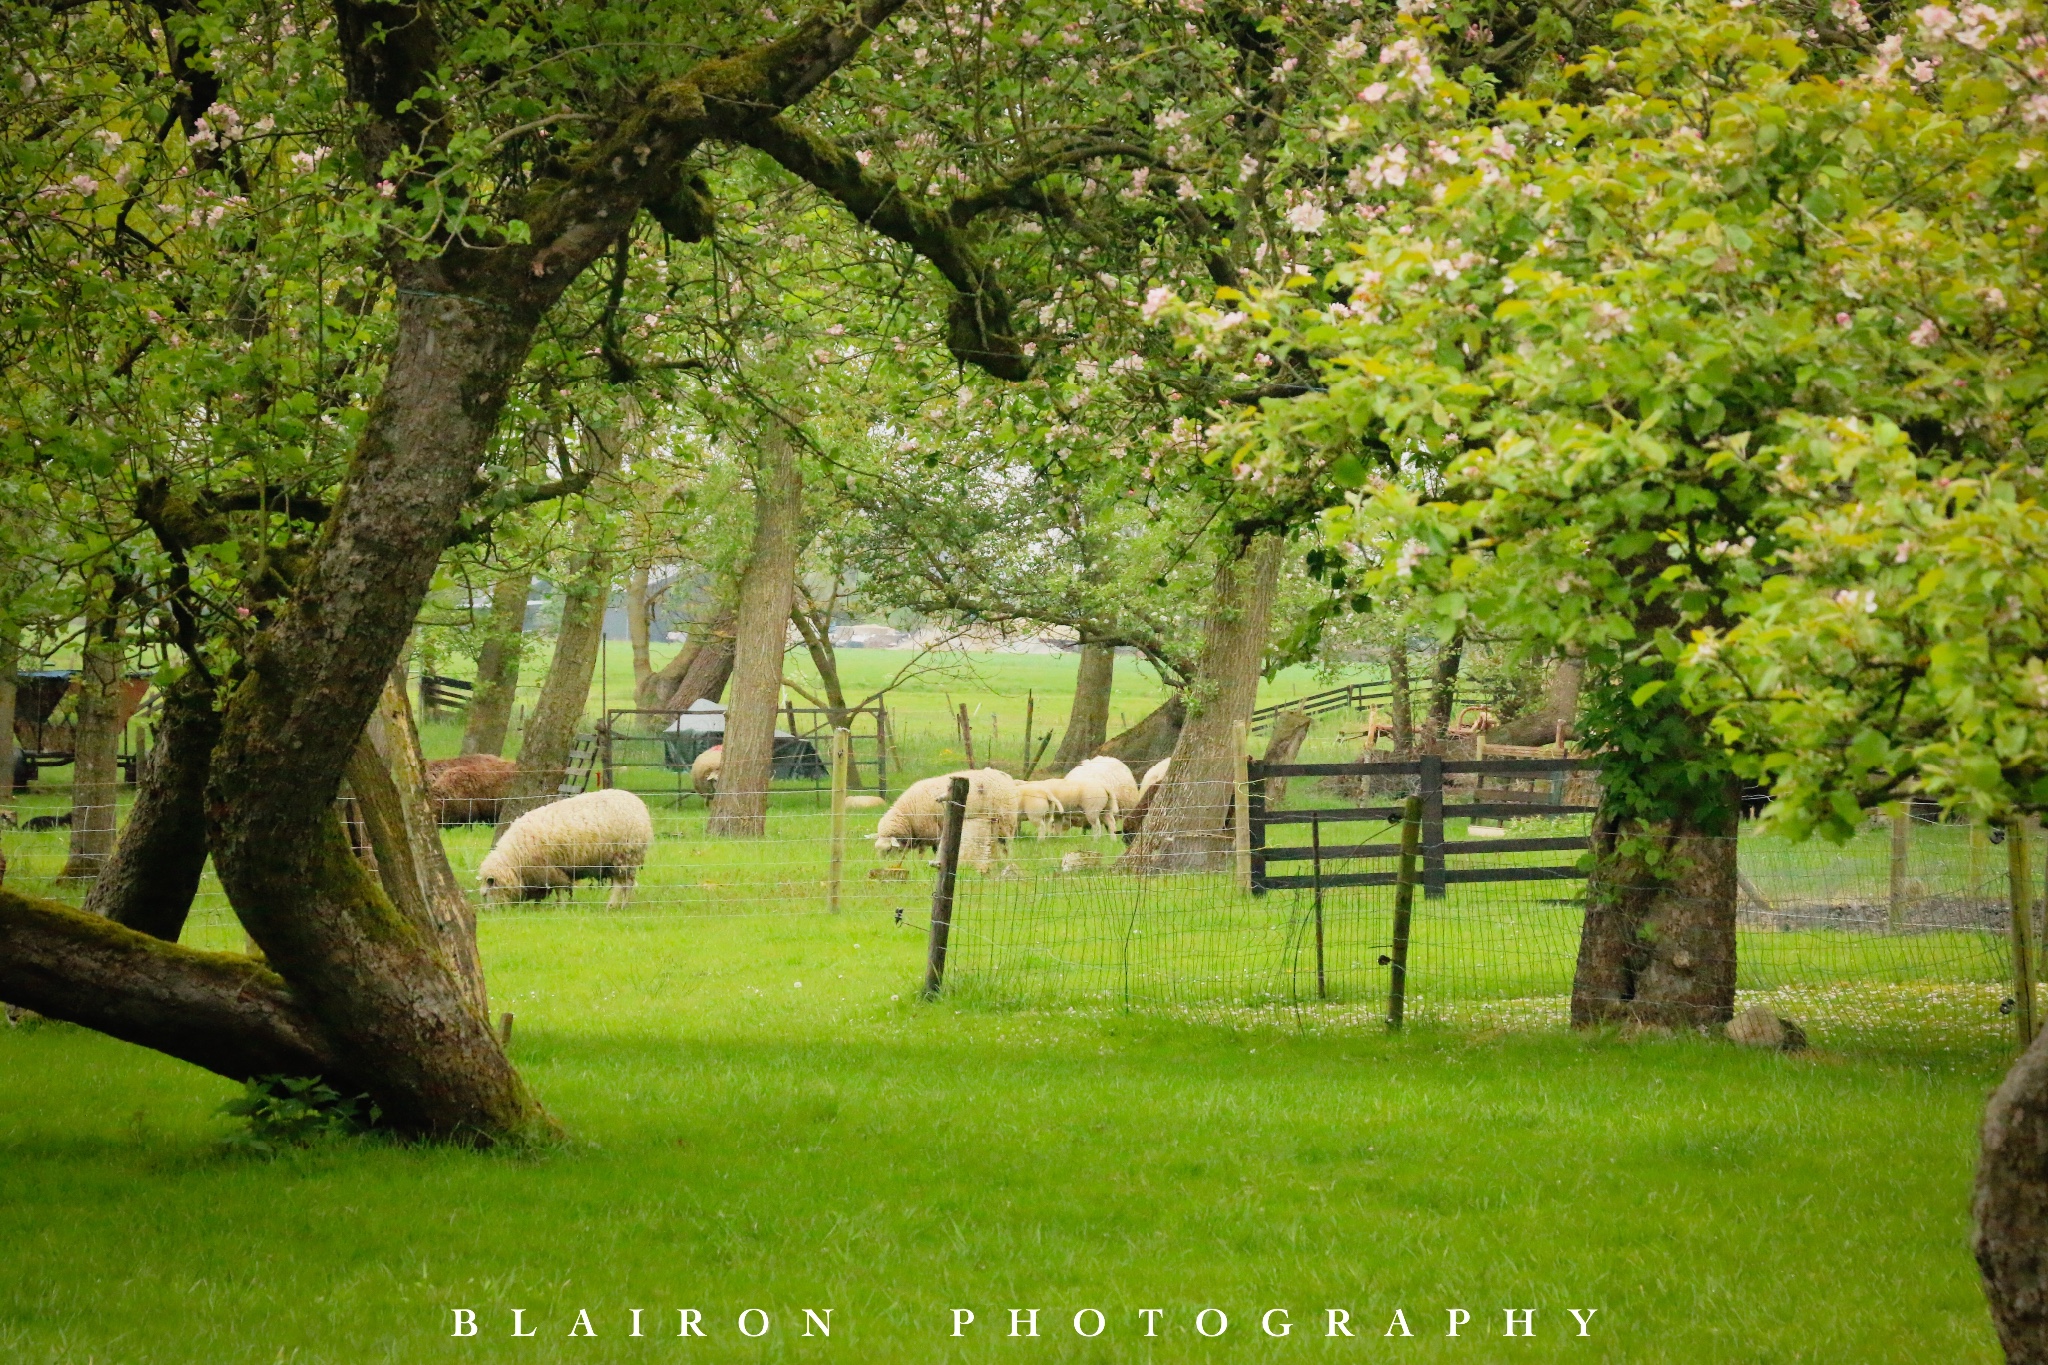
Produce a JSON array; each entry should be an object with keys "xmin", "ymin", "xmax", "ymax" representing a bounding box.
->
[{"xmin": 0, "ymin": 779, "xmax": 2024, "ymax": 1038}]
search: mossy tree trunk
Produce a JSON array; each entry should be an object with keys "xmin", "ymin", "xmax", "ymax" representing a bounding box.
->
[
  {"xmin": 1423, "ymin": 629, "xmax": 1464, "ymax": 751},
  {"xmin": 60, "ymin": 605, "xmax": 123, "ymax": 884},
  {"xmin": 84, "ymin": 670, "xmax": 220, "ymax": 941},
  {"xmin": 639, "ymin": 605, "xmax": 736, "ymax": 714},
  {"xmin": 500, "ymin": 527, "xmax": 612, "ymax": 827},
  {"xmin": 1977, "ymin": 1020, "xmax": 2048, "ymax": 1363},
  {"xmin": 460, "ymin": 571, "xmax": 529, "ymax": 757},
  {"xmin": 1054, "ymin": 641, "xmax": 1116, "ymax": 770},
  {"xmin": 1122, "ymin": 535, "xmax": 1284, "ymax": 873},
  {"xmin": 709, "ymin": 419, "xmax": 804, "ymax": 838},
  {"xmin": 1386, "ymin": 638, "xmax": 1413, "ymax": 755}
]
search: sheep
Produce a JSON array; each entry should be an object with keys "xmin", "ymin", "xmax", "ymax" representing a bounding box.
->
[
  {"xmin": 873, "ymin": 768, "xmax": 1020, "ymax": 872},
  {"xmin": 1015, "ymin": 780, "xmax": 1068, "ymax": 839},
  {"xmin": 1068, "ymin": 756, "xmax": 1140, "ymax": 829},
  {"xmin": 478, "ymin": 788, "xmax": 653, "ymax": 909},
  {"xmin": 425, "ymin": 754, "xmax": 517, "ymax": 826},
  {"xmin": 691, "ymin": 744, "xmax": 722, "ymax": 797},
  {"xmin": 845, "ymin": 794, "xmax": 886, "ymax": 811},
  {"xmin": 1030, "ymin": 775, "xmax": 1119, "ymax": 837},
  {"xmin": 1140, "ymin": 757, "xmax": 1171, "ymax": 803}
]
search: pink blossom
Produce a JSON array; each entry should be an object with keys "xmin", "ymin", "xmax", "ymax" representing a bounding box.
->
[
  {"xmin": 1909, "ymin": 318, "xmax": 1940, "ymax": 347},
  {"xmin": 1141, "ymin": 286, "xmax": 1176, "ymax": 322}
]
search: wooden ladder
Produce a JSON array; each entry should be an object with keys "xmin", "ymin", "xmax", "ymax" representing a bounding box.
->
[{"xmin": 558, "ymin": 734, "xmax": 601, "ymax": 796}]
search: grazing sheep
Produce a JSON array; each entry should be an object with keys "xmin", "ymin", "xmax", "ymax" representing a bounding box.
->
[
  {"xmin": 425, "ymin": 754, "xmax": 518, "ymax": 826},
  {"xmin": 478, "ymin": 788, "xmax": 653, "ymax": 909},
  {"xmin": 873, "ymin": 768, "xmax": 1020, "ymax": 872},
  {"xmin": 845, "ymin": 794, "xmax": 885, "ymax": 811},
  {"xmin": 1016, "ymin": 780, "xmax": 1068, "ymax": 839},
  {"xmin": 691, "ymin": 744, "xmax": 723, "ymax": 797},
  {"xmin": 1031, "ymin": 775, "xmax": 1119, "ymax": 837},
  {"xmin": 1068, "ymin": 756, "xmax": 1140, "ymax": 829},
  {"xmin": 1140, "ymin": 757, "xmax": 1171, "ymax": 803}
]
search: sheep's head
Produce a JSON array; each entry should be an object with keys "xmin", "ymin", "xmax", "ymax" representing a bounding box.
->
[
  {"xmin": 478, "ymin": 848, "xmax": 522, "ymax": 903},
  {"xmin": 873, "ymin": 833, "xmax": 908, "ymax": 857}
]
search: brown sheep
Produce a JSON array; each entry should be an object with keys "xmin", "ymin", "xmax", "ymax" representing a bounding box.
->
[{"xmin": 425, "ymin": 754, "xmax": 518, "ymax": 826}]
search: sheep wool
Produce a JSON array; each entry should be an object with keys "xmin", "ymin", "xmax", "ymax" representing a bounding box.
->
[
  {"xmin": 1068, "ymin": 756, "xmax": 1140, "ymax": 829},
  {"xmin": 691, "ymin": 744, "xmax": 723, "ymax": 796},
  {"xmin": 479, "ymin": 788, "xmax": 653, "ymax": 909},
  {"xmin": 426, "ymin": 754, "xmax": 518, "ymax": 826},
  {"xmin": 874, "ymin": 768, "xmax": 1020, "ymax": 871},
  {"xmin": 1030, "ymin": 775, "xmax": 1119, "ymax": 837}
]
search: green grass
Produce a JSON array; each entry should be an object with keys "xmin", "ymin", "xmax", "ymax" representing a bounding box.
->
[{"xmin": 0, "ymin": 901, "xmax": 2011, "ymax": 1363}]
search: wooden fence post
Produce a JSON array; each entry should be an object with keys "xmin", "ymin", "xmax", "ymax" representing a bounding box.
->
[
  {"xmin": 1420, "ymin": 753, "xmax": 1445, "ymax": 900},
  {"xmin": 923, "ymin": 776, "xmax": 970, "ymax": 999},
  {"xmin": 827, "ymin": 727, "xmax": 849, "ymax": 914},
  {"xmin": 2012, "ymin": 816, "xmax": 2038, "ymax": 1049},
  {"xmin": 1388, "ymin": 795, "xmax": 1423, "ymax": 1031},
  {"xmin": 1888, "ymin": 802, "xmax": 1910, "ymax": 932},
  {"xmin": 1233, "ymin": 719, "xmax": 1252, "ymax": 893}
]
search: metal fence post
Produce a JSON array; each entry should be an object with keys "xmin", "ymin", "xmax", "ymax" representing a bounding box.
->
[
  {"xmin": 1420, "ymin": 753, "xmax": 1445, "ymax": 900},
  {"xmin": 1388, "ymin": 796, "xmax": 1423, "ymax": 1030},
  {"xmin": 923, "ymin": 776, "xmax": 970, "ymax": 999},
  {"xmin": 827, "ymin": 728, "xmax": 849, "ymax": 914},
  {"xmin": 1311, "ymin": 814, "xmax": 1327, "ymax": 1001}
]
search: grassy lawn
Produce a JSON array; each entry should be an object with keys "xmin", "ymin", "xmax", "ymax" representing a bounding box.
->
[{"xmin": 0, "ymin": 896, "xmax": 2012, "ymax": 1364}]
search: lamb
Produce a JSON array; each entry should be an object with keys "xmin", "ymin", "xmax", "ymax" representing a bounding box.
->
[
  {"xmin": 1068, "ymin": 756, "xmax": 1140, "ymax": 829},
  {"xmin": 425, "ymin": 754, "xmax": 518, "ymax": 826},
  {"xmin": 691, "ymin": 744, "xmax": 722, "ymax": 797},
  {"xmin": 873, "ymin": 768, "xmax": 1020, "ymax": 872},
  {"xmin": 1030, "ymin": 775, "xmax": 1119, "ymax": 837},
  {"xmin": 1015, "ymin": 780, "xmax": 1067, "ymax": 839},
  {"xmin": 478, "ymin": 787, "xmax": 653, "ymax": 909}
]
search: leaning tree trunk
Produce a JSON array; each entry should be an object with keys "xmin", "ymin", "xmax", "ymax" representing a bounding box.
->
[
  {"xmin": 1570, "ymin": 777, "xmax": 1740, "ymax": 1030},
  {"xmin": 1495, "ymin": 656, "xmax": 1583, "ymax": 747},
  {"xmin": 640, "ymin": 604, "xmax": 737, "ymax": 714},
  {"xmin": 202, "ymin": 291, "xmax": 551, "ymax": 1141},
  {"xmin": 461, "ymin": 570, "xmax": 529, "ymax": 757},
  {"xmin": 60, "ymin": 611, "xmax": 123, "ymax": 884},
  {"xmin": 499, "ymin": 539, "xmax": 611, "ymax": 827},
  {"xmin": 709, "ymin": 421, "xmax": 804, "ymax": 838},
  {"xmin": 626, "ymin": 565, "xmax": 655, "ymax": 702},
  {"xmin": 1122, "ymin": 535, "xmax": 1285, "ymax": 873},
  {"xmin": 84, "ymin": 670, "xmax": 220, "ymax": 941},
  {"xmin": 1423, "ymin": 629, "xmax": 1464, "ymax": 751},
  {"xmin": 1097, "ymin": 696, "xmax": 1185, "ymax": 769},
  {"xmin": 349, "ymin": 673, "xmax": 486, "ymax": 1016},
  {"xmin": 1976, "ymin": 1015, "xmax": 2048, "ymax": 1363},
  {"xmin": 1054, "ymin": 641, "xmax": 1116, "ymax": 770}
]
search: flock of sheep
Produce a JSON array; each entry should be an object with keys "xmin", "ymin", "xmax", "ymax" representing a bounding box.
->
[
  {"xmin": 424, "ymin": 747, "xmax": 1175, "ymax": 909},
  {"xmin": 871, "ymin": 754, "xmax": 1171, "ymax": 873}
]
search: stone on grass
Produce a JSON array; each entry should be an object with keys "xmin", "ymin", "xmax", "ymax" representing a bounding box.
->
[{"xmin": 1726, "ymin": 1005, "xmax": 1809, "ymax": 1052}]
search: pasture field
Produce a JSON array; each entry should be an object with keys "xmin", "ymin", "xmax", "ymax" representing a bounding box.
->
[{"xmin": 0, "ymin": 893, "xmax": 2012, "ymax": 1363}]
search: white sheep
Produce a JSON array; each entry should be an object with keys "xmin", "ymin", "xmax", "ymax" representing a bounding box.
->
[
  {"xmin": 1140, "ymin": 757, "xmax": 1171, "ymax": 803},
  {"xmin": 1031, "ymin": 775, "xmax": 1119, "ymax": 837},
  {"xmin": 479, "ymin": 788, "xmax": 653, "ymax": 909},
  {"xmin": 873, "ymin": 768, "xmax": 1020, "ymax": 872},
  {"xmin": 1016, "ymin": 780, "xmax": 1067, "ymax": 839},
  {"xmin": 690, "ymin": 744, "xmax": 722, "ymax": 796},
  {"xmin": 1068, "ymin": 756, "xmax": 1140, "ymax": 829}
]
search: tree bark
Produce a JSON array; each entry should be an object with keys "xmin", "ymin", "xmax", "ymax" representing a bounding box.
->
[
  {"xmin": 626, "ymin": 565, "xmax": 655, "ymax": 702},
  {"xmin": 460, "ymin": 570, "xmax": 529, "ymax": 757},
  {"xmin": 1976, "ymin": 1020, "xmax": 2048, "ymax": 1363},
  {"xmin": 1387, "ymin": 636, "xmax": 1413, "ymax": 755},
  {"xmin": 0, "ymin": 624, "xmax": 18, "ymax": 804},
  {"xmin": 1122, "ymin": 534, "xmax": 1285, "ymax": 873},
  {"xmin": 1097, "ymin": 696, "xmax": 1185, "ymax": 769},
  {"xmin": 789, "ymin": 595, "xmax": 863, "ymax": 785},
  {"xmin": 1423, "ymin": 629, "xmax": 1464, "ymax": 750},
  {"xmin": 709, "ymin": 419, "xmax": 804, "ymax": 837},
  {"xmin": 85, "ymin": 670, "xmax": 220, "ymax": 942},
  {"xmin": 60, "ymin": 608, "xmax": 123, "ymax": 884},
  {"xmin": 350, "ymin": 673, "xmax": 488, "ymax": 1017},
  {"xmin": 1259, "ymin": 709, "xmax": 1312, "ymax": 807},
  {"xmin": 1054, "ymin": 641, "xmax": 1116, "ymax": 770},
  {"xmin": 640, "ymin": 605, "xmax": 736, "ymax": 714},
  {"xmin": 1495, "ymin": 656, "xmax": 1584, "ymax": 746},
  {"xmin": 1570, "ymin": 780, "xmax": 1739, "ymax": 1030},
  {"xmin": 500, "ymin": 536, "xmax": 611, "ymax": 826}
]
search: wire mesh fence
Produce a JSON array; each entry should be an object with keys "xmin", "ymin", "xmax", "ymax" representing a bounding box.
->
[{"xmin": 0, "ymin": 778, "xmax": 2024, "ymax": 1038}]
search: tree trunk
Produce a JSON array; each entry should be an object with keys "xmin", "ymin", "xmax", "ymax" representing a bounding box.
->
[
  {"xmin": 626, "ymin": 565, "xmax": 655, "ymax": 701},
  {"xmin": 204, "ymin": 291, "xmax": 550, "ymax": 1142},
  {"xmin": 1387, "ymin": 637, "xmax": 1413, "ymax": 755},
  {"xmin": 1097, "ymin": 696, "xmax": 1185, "ymax": 769},
  {"xmin": 60, "ymin": 610, "xmax": 123, "ymax": 884},
  {"xmin": 1424, "ymin": 629, "xmax": 1464, "ymax": 750},
  {"xmin": 1570, "ymin": 781, "xmax": 1739, "ymax": 1030},
  {"xmin": 350, "ymin": 672, "xmax": 488, "ymax": 1017},
  {"xmin": 709, "ymin": 420, "xmax": 804, "ymax": 837},
  {"xmin": 1122, "ymin": 534, "xmax": 1285, "ymax": 873},
  {"xmin": 0, "ymin": 624, "xmax": 18, "ymax": 804},
  {"xmin": 460, "ymin": 571, "xmax": 529, "ymax": 757},
  {"xmin": 1054, "ymin": 641, "xmax": 1116, "ymax": 770},
  {"xmin": 0, "ymin": 888, "xmax": 343, "ymax": 1084},
  {"xmin": 1495, "ymin": 656, "xmax": 1584, "ymax": 747},
  {"xmin": 85, "ymin": 670, "xmax": 220, "ymax": 942},
  {"xmin": 640, "ymin": 605, "xmax": 737, "ymax": 714},
  {"xmin": 500, "ymin": 539, "xmax": 611, "ymax": 826},
  {"xmin": 789, "ymin": 597, "xmax": 862, "ymax": 785},
  {"xmin": 1259, "ymin": 709, "xmax": 1312, "ymax": 807},
  {"xmin": 1976, "ymin": 1020, "xmax": 2048, "ymax": 1362}
]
